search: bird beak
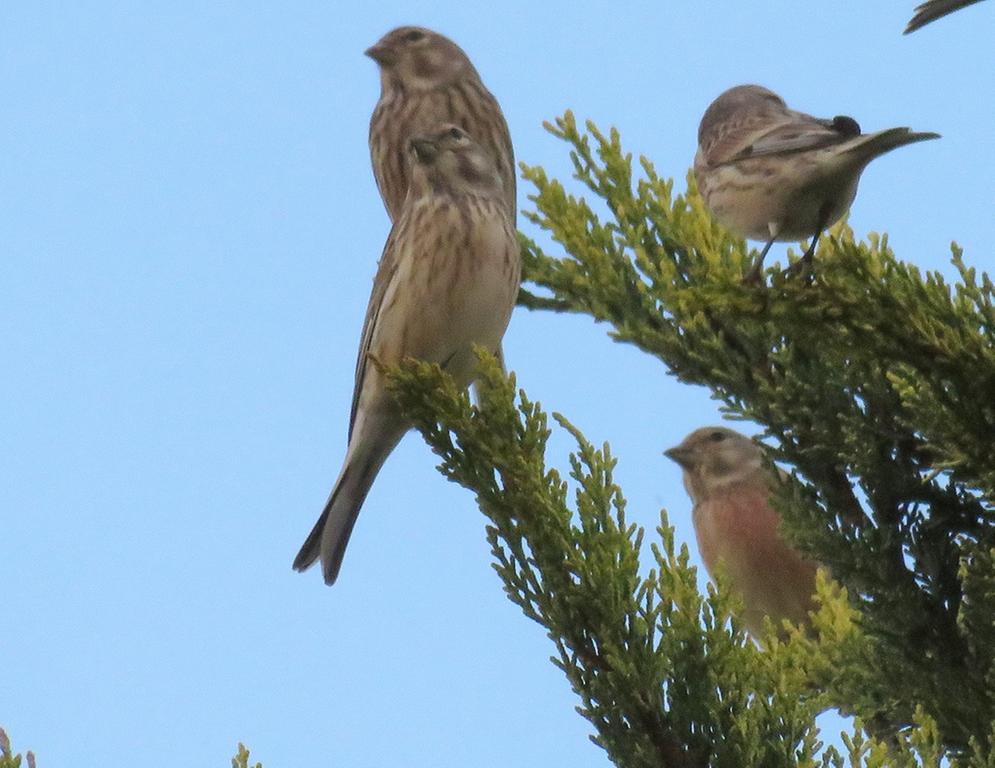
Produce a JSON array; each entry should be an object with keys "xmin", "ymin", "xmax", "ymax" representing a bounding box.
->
[
  {"xmin": 663, "ymin": 445, "xmax": 693, "ymax": 468},
  {"xmin": 410, "ymin": 137, "xmax": 439, "ymax": 163},
  {"xmin": 364, "ymin": 42, "xmax": 396, "ymax": 66}
]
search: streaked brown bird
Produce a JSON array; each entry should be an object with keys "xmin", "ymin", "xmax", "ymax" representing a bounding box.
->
[
  {"xmin": 665, "ymin": 427, "xmax": 821, "ymax": 639},
  {"xmin": 366, "ymin": 26, "xmax": 516, "ymax": 224},
  {"xmin": 294, "ymin": 125, "xmax": 521, "ymax": 585},
  {"xmin": 693, "ymin": 85, "xmax": 939, "ymax": 282},
  {"xmin": 905, "ymin": 0, "xmax": 985, "ymax": 32}
]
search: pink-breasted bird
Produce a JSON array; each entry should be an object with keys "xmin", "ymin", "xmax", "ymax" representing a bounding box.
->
[{"xmin": 664, "ymin": 426, "xmax": 820, "ymax": 638}]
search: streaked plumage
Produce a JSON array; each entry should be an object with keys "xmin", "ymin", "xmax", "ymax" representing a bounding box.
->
[
  {"xmin": 294, "ymin": 125, "xmax": 520, "ymax": 585},
  {"xmin": 665, "ymin": 427, "xmax": 820, "ymax": 638},
  {"xmin": 905, "ymin": 0, "xmax": 985, "ymax": 32},
  {"xmin": 366, "ymin": 26, "xmax": 516, "ymax": 223},
  {"xmin": 694, "ymin": 85, "xmax": 939, "ymax": 281}
]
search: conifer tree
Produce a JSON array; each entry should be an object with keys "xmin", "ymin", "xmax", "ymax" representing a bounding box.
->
[{"xmin": 386, "ymin": 113, "xmax": 995, "ymax": 767}]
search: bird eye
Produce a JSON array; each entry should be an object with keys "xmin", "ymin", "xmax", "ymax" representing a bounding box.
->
[
  {"xmin": 448, "ymin": 126, "xmax": 465, "ymax": 140},
  {"xmin": 709, "ymin": 431, "xmax": 726, "ymax": 442},
  {"xmin": 403, "ymin": 30, "xmax": 425, "ymax": 43}
]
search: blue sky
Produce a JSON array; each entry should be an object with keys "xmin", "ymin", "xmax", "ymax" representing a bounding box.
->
[{"xmin": 2, "ymin": 2, "xmax": 991, "ymax": 766}]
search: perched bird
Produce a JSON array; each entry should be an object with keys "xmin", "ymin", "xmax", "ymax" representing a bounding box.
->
[
  {"xmin": 293, "ymin": 125, "xmax": 521, "ymax": 585},
  {"xmin": 905, "ymin": 0, "xmax": 985, "ymax": 32},
  {"xmin": 366, "ymin": 26, "xmax": 517, "ymax": 224},
  {"xmin": 664, "ymin": 426, "xmax": 820, "ymax": 638},
  {"xmin": 693, "ymin": 85, "xmax": 939, "ymax": 282}
]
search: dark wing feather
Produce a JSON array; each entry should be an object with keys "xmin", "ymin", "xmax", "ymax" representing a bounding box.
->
[
  {"xmin": 905, "ymin": 0, "xmax": 984, "ymax": 32},
  {"xmin": 710, "ymin": 114, "xmax": 855, "ymax": 166},
  {"xmin": 347, "ymin": 224, "xmax": 404, "ymax": 442}
]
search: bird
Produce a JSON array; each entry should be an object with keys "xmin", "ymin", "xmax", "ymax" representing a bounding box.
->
[
  {"xmin": 366, "ymin": 26, "xmax": 517, "ymax": 224},
  {"xmin": 693, "ymin": 85, "xmax": 939, "ymax": 283},
  {"xmin": 905, "ymin": 0, "xmax": 985, "ymax": 32},
  {"xmin": 294, "ymin": 124, "xmax": 521, "ymax": 585},
  {"xmin": 664, "ymin": 426, "xmax": 820, "ymax": 638}
]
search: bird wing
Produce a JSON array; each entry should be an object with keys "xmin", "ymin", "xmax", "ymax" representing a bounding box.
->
[
  {"xmin": 493, "ymin": 111, "xmax": 517, "ymax": 221},
  {"xmin": 700, "ymin": 111, "xmax": 777, "ymax": 165},
  {"xmin": 347, "ymin": 225, "xmax": 404, "ymax": 443},
  {"xmin": 707, "ymin": 113, "xmax": 855, "ymax": 166},
  {"xmin": 906, "ymin": 0, "xmax": 984, "ymax": 32}
]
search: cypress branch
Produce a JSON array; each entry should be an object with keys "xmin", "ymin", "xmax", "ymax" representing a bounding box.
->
[
  {"xmin": 384, "ymin": 352, "xmax": 990, "ymax": 766},
  {"xmin": 507, "ymin": 112, "xmax": 994, "ymax": 754}
]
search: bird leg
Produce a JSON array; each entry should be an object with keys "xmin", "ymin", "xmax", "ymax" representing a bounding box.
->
[
  {"xmin": 785, "ymin": 204, "xmax": 833, "ymax": 281},
  {"xmin": 743, "ymin": 228, "xmax": 778, "ymax": 285}
]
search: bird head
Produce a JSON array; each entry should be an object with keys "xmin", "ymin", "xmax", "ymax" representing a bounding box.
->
[
  {"xmin": 698, "ymin": 84, "xmax": 787, "ymax": 147},
  {"xmin": 407, "ymin": 124, "xmax": 503, "ymax": 198},
  {"xmin": 366, "ymin": 27, "xmax": 477, "ymax": 91},
  {"xmin": 665, "ymin": 426, "xmax": 766, "ymax": 504}
]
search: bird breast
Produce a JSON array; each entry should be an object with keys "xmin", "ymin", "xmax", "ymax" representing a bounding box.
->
[
  {"xmin": 693, "ymin": 482, "xmax": 818, "ymax": 634},
  {"xmin": 374, "ymin": 195, "xmax": 519, "ymax": 388},
  {"xmin": 695, "ymin": 150, "xmax": 860, "ymax": 241}
]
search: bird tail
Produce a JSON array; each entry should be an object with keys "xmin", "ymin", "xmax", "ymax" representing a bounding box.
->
[
  {"xmin": 906, "ymin": 0, "xmax": 983, "ymax": 33},
  {"xmin": 292, "ymin": 427, "xmax": 402, "ymax": 585},
  {"xmin": 844, "ymin": 127, "xmax": 940, "ymax": 161}
]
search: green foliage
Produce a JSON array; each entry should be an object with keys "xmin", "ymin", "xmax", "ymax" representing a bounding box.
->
[
  {"xmin": 0, "ymin": 729, "xmax": 33, "ymax": 768},
  {"xmin": 385, "ymin": 354, "xmax": 984, "ymax": 767},
  {"xmin": 231, "ymin": 743, "xmax": 262, "ymax": 768},
  {"xmin": 0, "ymin": 729, "xmax": 267, "ymax": 768},
  {"xmin": 380, "ymin": 110, "xmax": 995, "ymax": 765},
  {"xmin": 509, "ymin": 112, "xmax": 994, "ymax": 755}
]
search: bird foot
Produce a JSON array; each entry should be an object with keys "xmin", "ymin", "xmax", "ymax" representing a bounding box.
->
[
  {"xmin": 742, "ymin": 266, "xmax": 765, "ymax": 286},
  {"xmin": 782, "ymin": 253, "xmax": 816, "ymax": 284}
]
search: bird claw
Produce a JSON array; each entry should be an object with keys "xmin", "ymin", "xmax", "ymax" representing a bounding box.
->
[
  {"xmin": 741, "ymin": 267, "xmax": 765, "ymax": 286},
  {"xmin": 782, "ymin": 254, "xmax": 816, "ymax": 284}
]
